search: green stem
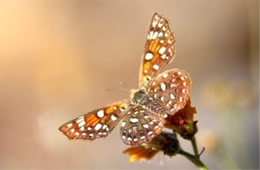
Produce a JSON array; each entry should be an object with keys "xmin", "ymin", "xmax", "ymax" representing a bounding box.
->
[
  {"xmin": 191, "ymin": 137, "xmax": 199, "ymax": 158},
  {"xmin": 179, "ymin": 149, "xmax": 208, "ymax": 170}
]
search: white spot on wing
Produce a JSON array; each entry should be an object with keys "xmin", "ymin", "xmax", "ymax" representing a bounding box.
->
[
  {"xmin": 152, "ymin": 21, "xmax": 157, "ymax": 27},
  {"xmin": 161, "ymin": 54, "xmax": 166, "ymax": 59},
  {"xmin": 76, "ymin": 116, "xmax": 84, "ymax": 123},
  {"xmin": 95, "ymin": 123, "xmax": 102, "ymax": 131},
  {"xmin": 102, "ymin": 125, "xmax": 108, "ymax": 130},
  {"xmin": 152, "ymin": 31, "xmax": 158, "ymax": 39},
  {"xmin": 168, "ymin": 48, "xmax": 172, "ymax": 54},
  {"xmin": 159, "ymin": 47, "xmax": 166, "ymax": 54},
  {"xmin": 121, "ymin": 121, "xmax": 126, "ymax": 127},
  {"xmin": 162, "ymin": 26, "xmax": 166, "ymax": 31},
  {"xmin": 111, "ymin": 115, "xmax": 117, "ymax": 121},
  {"xmin": 78, "ymin": 121, "xmax": 85, "ymax": 128},
  {"xmin": 97, "ymin": 110, "xmax": 104, "ymax": 118},
  {"xmin": 79, "ymin": 126, "xmax": 85, "ymax": 131},
  {"xmin": 160, "ymin": 96, "xmax": 165, "ymax": 102},
  {"xmin": 145, "ymin": 52, "xmax": 153, "ymax": 60},
  {"xmin": 153, "ymin": 64, "xmax": 159, "ymax": 70},
  {"xmin": 130, "ymin": 118, "xmax": 139, "ymax": 123},
  {"xmin": 149, "ymin": 31, "xmax": 154, "ymax": 40},
  {"xmin": 143, "ymin": 124, "xmax": 149, "ymax": 128},
  {"xmin": 170, "ymin": 93, "xmax": 175, "ymax": 99},
  {"xmin": 160, "ymin": 83, "xmax": 166, "ymax": 91},
  {"xmin": 163, "ymin": 73, "xmax": 168, "ymax": 78},
  {"xmin": 66, "ymin": 123, "xmax": 73, "ymax": 128},
  {"xmin": 170, "ymin": 84, "xmax": 176, "ymax": 88}
]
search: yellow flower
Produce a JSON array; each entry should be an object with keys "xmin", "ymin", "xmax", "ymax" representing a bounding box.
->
[{"xmin": 123, "ymin": 146, "xmax": 160, "ymax": 163}]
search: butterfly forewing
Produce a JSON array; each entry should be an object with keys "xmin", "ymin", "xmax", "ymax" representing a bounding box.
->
[
  {"xmin": 120, "ymin": 105, "xmax": 165, "ymax": 146},
  {"xmin": 59, "ymin": 100, "xmax": 129, "ymax": 140},
  {"xmin": 148, "ymin": 69, "xmax": 191, "ymax": 115},
  {"xmin": 139, "ymin": 13, "xmax": 176, "ymax": 89}
]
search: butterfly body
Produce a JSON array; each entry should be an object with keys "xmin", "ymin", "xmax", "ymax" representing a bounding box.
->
[
  {"xmin": 59, "ymin": 13, "xmax": 192, "ymax": 146},
  {"xmin": 130, "ymin": 89, "xmax": 148, "ymax": 105}
]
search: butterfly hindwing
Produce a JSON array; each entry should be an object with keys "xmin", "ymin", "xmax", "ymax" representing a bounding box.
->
[
  {"xmin": 148, "ymin": 69, "xmax": 192, "ymax": 115},
  {"xmin": 139, "ymin": 13, "xmax": 176, "ymax": 89},
  {"xmin": 59, "ymin": 100, "xmax": 129, "ymax": 140},
  {"xmin": 120, "ymin": 105, "xmax": 165, "ymax": 146}
]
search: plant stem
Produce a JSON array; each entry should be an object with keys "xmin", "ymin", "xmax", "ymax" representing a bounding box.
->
[
  {"xmin": 191, "ymin": 137, "xmax": 199, "ymax": 158},
  {"xmin": 179, "ymin": 149, "xmax": 208, "ymax": 170}
]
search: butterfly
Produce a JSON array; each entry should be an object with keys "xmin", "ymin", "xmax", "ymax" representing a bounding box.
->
[{"xmin": 59, "ymin": 13, "xmax": 192, "ymax": 146}]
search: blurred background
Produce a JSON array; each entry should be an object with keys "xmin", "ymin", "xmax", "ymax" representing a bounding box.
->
[{"xmin": 0, "ymin": 0, "xmax": 258, "ymax": 169}]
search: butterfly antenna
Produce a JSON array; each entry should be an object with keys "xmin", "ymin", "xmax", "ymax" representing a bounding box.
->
[
  {"xmin": 119, "ymin": 81, "xmax": 131, "ymax": 90},
  {"xmin": 105, "ymin": 81, "xmax": 130, "ymax": 92}
]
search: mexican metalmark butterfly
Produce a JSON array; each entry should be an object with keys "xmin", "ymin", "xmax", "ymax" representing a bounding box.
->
[{"xmin": 59, "ymin": 13, "xmax": 191, "ymax": 146}]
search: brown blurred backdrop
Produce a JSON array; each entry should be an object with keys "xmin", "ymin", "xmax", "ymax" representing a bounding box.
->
[{"xmin": 0, "ymin": 0, "xmax": 258, "ymax": 169}]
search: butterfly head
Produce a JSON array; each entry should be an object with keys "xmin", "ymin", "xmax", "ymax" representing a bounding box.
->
[{"xmin": 130, "ymin": 89, "xmax": 148, "ymax": 105}]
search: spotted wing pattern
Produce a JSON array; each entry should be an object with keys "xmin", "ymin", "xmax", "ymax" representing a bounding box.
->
[
  {"xmin": 148, "ymin": 69, "xmax": 192, "ymax": 115},
  {"xmin": 120, "ymin": 105, "xmax": 165, "ymax": 146},
  {"xmin": 139, "ymin": 13, "xmax": 176, "ymax": 89},
  {"xmin": 59, "ymin": 13, "xmax": 192, "ymax": 147},
  {"xmin": 59, "ymin": 100, "xmax": 129, "ymax": 140}
]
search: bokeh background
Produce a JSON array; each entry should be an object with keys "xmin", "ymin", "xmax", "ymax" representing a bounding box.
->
[{"xmin": 0, "ymin": 0, "xmax": 258, "ymax": 169}]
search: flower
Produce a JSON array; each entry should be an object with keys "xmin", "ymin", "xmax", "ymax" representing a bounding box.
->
[
  {"xmin": 123, "ymin": 132, "xmax": 180, "ymax": 162},
  {"xmin": 165, "ymin": 98, "xmax": 198, "ymax": 140},
  {"xmin": 123, "ymin": 146, "xmax": 159, "ymax": 163}
]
